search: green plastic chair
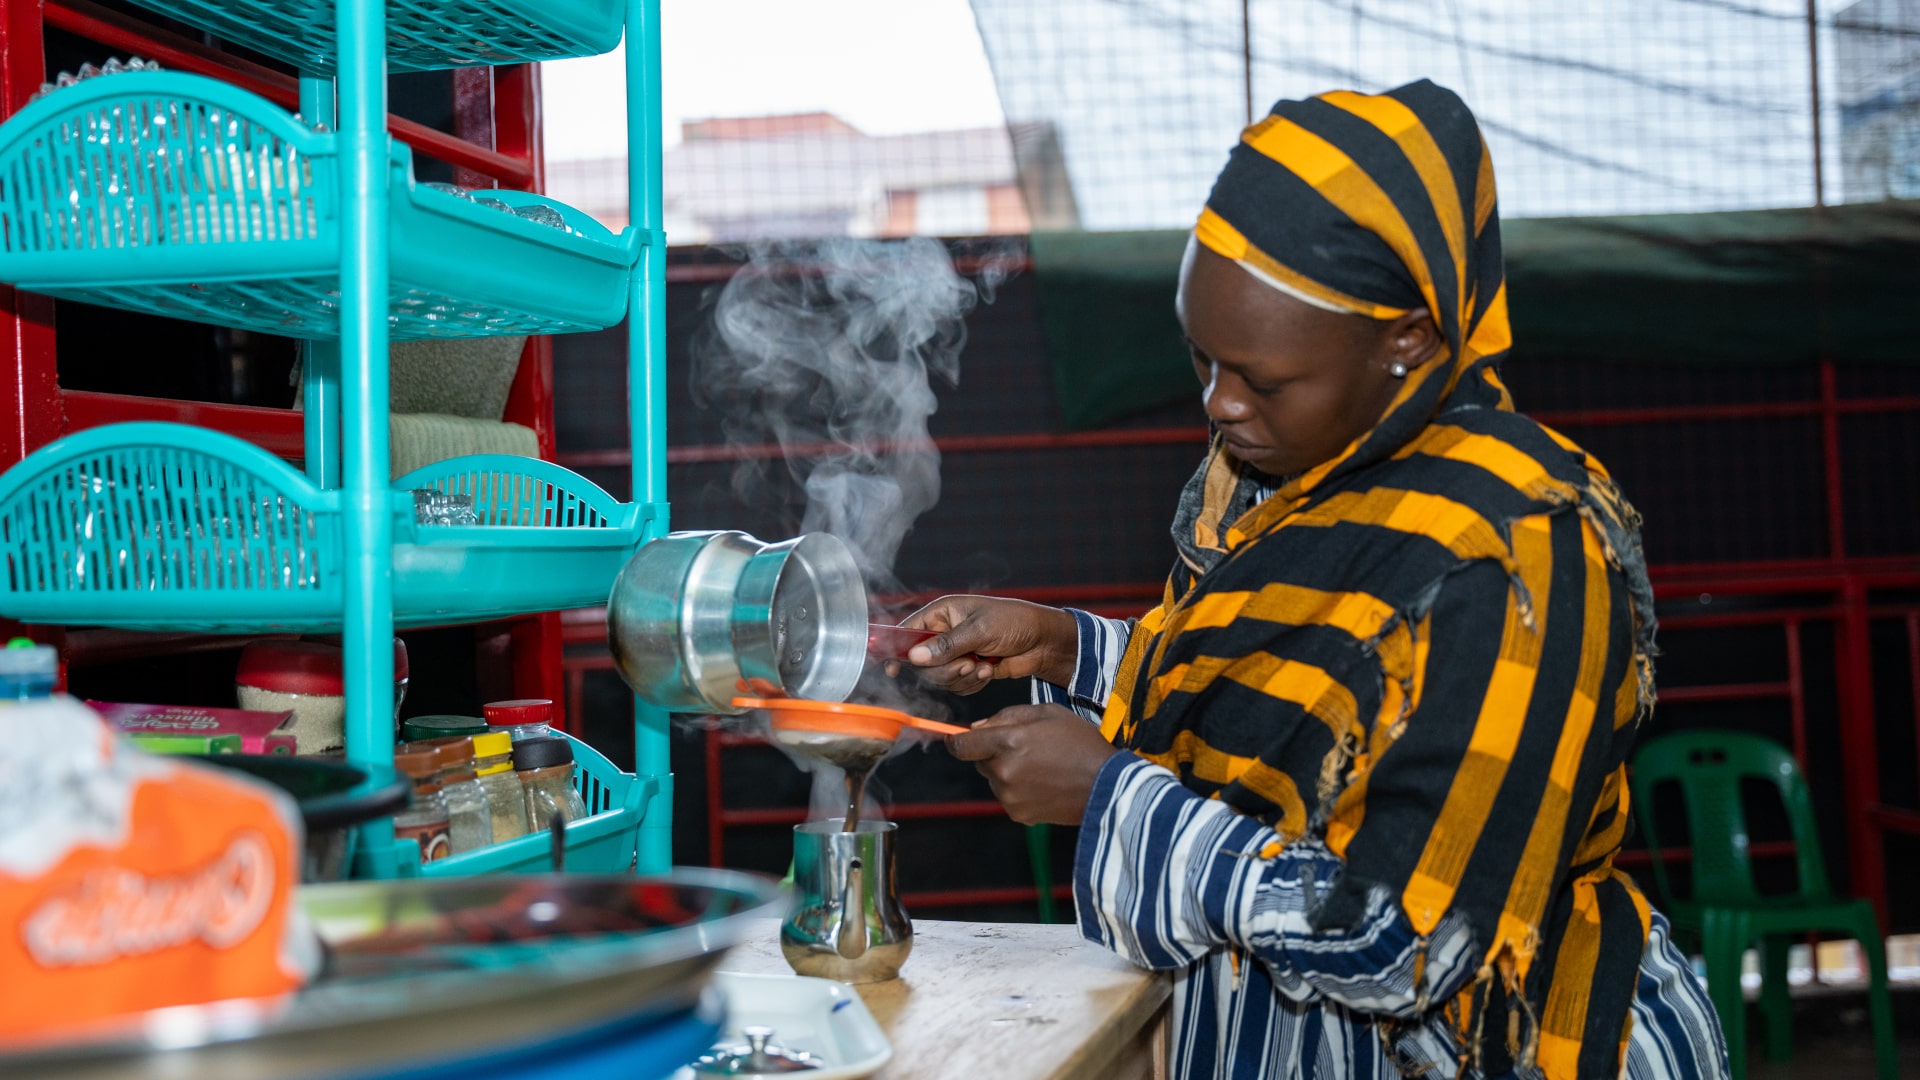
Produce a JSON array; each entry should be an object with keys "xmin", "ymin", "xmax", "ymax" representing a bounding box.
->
[
  {"xmin": 1630, "ymin": 731, "xmax": 1896, "ymax": 1080},
  {"xmin": 1027, "ymin": 824, "xmax": 1059, "ymax": 923}
]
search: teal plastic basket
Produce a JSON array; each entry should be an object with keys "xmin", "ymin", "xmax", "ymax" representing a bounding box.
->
[
  {"xmin": 392, "ymin": 454, "xmax": 657, "ymax": 626},
  {"xmin": 0, "ymin": 422, "xmax": 654, "ymax": 632},
  {"xmin": 0, "ymin": 72, "xmax": 634, "ymax": 340},
  {"xmin": 419, "ymin": 734, "xmax": 651, "ymax": 876},
  {"xmin": 124, "ymin": 0, "xmax": 623, "ymax": 75}
]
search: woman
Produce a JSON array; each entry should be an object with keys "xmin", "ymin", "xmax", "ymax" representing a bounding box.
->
[{"xmin": 902, "ymin": 82, "xmax": 1728, "ymax": 1079}]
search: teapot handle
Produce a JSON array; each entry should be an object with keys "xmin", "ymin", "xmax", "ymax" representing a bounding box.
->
[{"xmin": 834, "ymin": 858, "xmax": 868, "ymax": 960}]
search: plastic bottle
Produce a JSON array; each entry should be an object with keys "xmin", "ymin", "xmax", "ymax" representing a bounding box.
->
[
  {"xmin": 513, "ymin": 735, "xmax": 588, "ymax": 832},
  {"xmin": 0, "ymin": 639, "xmax": 57, "ymax": 704},
  {"xmin": 484, "ymin": 698, "xmax": 554, "ymax": 742}
]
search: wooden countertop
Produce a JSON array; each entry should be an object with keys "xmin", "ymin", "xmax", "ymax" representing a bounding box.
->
[{"xmin": 718, "ymin": 919, "xmax": 1170, "ymax": 1080}]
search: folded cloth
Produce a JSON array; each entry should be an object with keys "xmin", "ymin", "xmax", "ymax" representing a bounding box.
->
[
  {"xmin": 389, "ymin": 412, "xmax": 539, "ymax": 479},
  {"xmin": 292, "ymin": 337, "xmax": 529, "ymax": 421},
  {"xmin": 389, "ymin": 336, "xmax": 528, "ymax": 420},
  {"xmin": 0, "ymin": 698, "xmax": 318, "ymax": 1045}
]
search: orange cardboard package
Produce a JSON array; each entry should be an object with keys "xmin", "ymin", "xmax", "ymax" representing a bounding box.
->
[{"xmin": 0, "ymin": 697, "xmax": 318, "ymax": 1047}]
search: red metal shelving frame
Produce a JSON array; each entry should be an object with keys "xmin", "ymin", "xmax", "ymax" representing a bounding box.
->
[{"xmin": 0, "ymin": 0, "xmax": 569, "ymax": 720}]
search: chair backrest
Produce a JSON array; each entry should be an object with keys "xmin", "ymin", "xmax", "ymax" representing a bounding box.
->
[{"xmin": 1629, "ymin": 730, "xmax": 1832, "ymax": 908}]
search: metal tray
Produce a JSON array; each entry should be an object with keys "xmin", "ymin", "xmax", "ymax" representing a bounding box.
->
[{"xmin": 0, "ymin": 869, "xmax": 783, "ymax": 1079}]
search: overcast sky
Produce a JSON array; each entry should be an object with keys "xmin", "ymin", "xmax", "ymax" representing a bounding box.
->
[{"xmin": 541, "ymin": 0, "xmax": 1006, "ymax": 159}]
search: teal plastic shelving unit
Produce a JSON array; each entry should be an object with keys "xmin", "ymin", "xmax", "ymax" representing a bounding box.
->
[
  {"xmin": 122, "ymin": 0, "xmax": 625, "ymax": 75},
  {"xmin": 0, "ymin": 0, "xmax": 673, "ymax": 877},
  {"xmin": 421, "ymin": 733, "xmax": 654, "ymax": 876},
  {"xmin": 0, "ymin": 425, "xmax": 655, "ymax": 631},
  {"xmin": 0, "ymin": 73, "xmax": 633, "ymax": 339}
]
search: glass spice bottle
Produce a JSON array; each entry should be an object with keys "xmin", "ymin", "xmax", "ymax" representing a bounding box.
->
[
  {"xmin": 513, "ymin": 735, "xmax": 588, "ymax": 832},
  {"xmin": 471, "ymin": 731, "xmax": 529, "ymax": 844},
  {"xmin": 402, "ymin": 738, "xmax": 491, "ymax": 855},
  {"xmin": 392, "ymin": 746, "xmax": 451, "ymax": 863},
  {"xmin": 484, "ymin": 698, "xmax": 554, "ymax": 742}
]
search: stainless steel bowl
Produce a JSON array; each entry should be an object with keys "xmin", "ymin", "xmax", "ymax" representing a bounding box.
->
[{"xmin": 607, "ymin": 530, "xmax": 867, "ymax": 713}]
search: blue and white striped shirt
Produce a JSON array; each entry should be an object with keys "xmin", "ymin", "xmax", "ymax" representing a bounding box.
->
[{"xmin": 1036, "ymin": 609, "xmax": 1728, "ymax": 1080}]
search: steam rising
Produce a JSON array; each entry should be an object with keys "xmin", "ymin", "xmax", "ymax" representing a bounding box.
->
[
  {"xmin": 693, "ymin": 238, "xmax": 1010, "ymax": 824},
  {"xmin": 693, "ymin": 237, "xmax": 1002, "ymax": 597}
]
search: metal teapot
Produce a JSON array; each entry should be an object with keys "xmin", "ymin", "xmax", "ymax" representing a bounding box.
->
[
  {"xmin": 606, "ymin": 531, "xmax": 868, "ymax": 713},
  {"xmin": 780, "ymin": 820, "xmax": 912, "ymax": 983}
]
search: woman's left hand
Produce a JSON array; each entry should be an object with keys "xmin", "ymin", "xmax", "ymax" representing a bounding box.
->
[{"xmin": 947, "ymin": 705, "xmax": 1123, "ymax": 826}]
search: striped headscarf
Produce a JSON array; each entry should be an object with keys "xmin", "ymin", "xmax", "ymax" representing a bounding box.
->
[{"xmin": 1106, "ymin": 81, "xmax": 1661, "ymax": 1078}]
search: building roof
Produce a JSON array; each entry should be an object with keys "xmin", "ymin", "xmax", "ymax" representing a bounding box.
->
[{"xmin": 548, "ymin": 118, "xmax": 1070, "ymax": 240}]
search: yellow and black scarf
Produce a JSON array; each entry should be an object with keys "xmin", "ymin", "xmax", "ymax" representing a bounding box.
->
[{"xmin": 1107, "ymin": 81, "xmax": 1659, "ymax": 1078}]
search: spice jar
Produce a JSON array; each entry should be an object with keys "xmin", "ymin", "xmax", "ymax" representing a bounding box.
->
[
  {"xmin": 401, "ymin": 714, "xmax": 487, "ymax": 744},
  {"xmin": 484, "ymin": 698, "xmax": 555, "ymax": 742},
  {"xmin": 236, "ymin": 638, "xmax": 409, "ymax": 754},
  {"xmin": 392, "ymin": 746, "xmax": 451, "ymax": 863},
  {"xmin": 514, "ymin": 735, "xmax": 588, "ymax": 832},
  {"xmin": 402, "ymin": 738, "xmax": 491, "ymax": 855},
  {"xmin": 472, "ymin": 731, "xmax": 529, "ymax": 844}
]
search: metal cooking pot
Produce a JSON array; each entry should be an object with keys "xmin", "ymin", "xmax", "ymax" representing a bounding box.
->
[{"xmin": 607, "ymin": 531, "xmax": 867, "ymax": 713}]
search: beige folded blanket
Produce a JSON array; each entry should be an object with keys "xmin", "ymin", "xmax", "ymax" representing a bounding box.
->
[{"xmin": 389, "ymin": 413, "xmax": 539, "ymax": 480}]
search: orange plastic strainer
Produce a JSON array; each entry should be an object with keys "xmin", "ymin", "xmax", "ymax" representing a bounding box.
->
[{"xmin": 730, "ymin": 697, "xmax": 968, "ymax": 740}]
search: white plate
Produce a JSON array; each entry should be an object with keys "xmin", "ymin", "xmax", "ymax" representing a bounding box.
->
[{"xmin": 670, "ymin": 971, "xmax": 892, "ymax": 1079}]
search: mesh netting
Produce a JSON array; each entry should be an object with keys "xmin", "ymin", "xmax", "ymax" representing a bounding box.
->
[{"xmin": 967, "ymin": 0, "xmax": 1920, "ymax": 227}]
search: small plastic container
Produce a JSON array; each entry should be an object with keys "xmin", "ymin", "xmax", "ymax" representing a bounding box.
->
[
  {"xmin": 401, "ymin": 714, "xmax": 488, "ymax": 743},
  {"xmin": 236, "ymin": 638, "xmax": 409, "ymax": 755},
  {"xmin": 401, "ymin": 738, "xmax": 491, "ymax": 855},
  {"xmin": 485, "ymin": 698, "xmax": 555, "ymax": 742},
  {"xmin": 514, "ymin": 735, "xmax": 588, "ymax": 832},
  {"xmin": 0, "ymin": 638, "xmax": 57, "ymax": 703},
  {"xmin": 472, "ymin": 731, "xmax": 529, "ymax": 844},
  {"xmin": 392, "ymin": 746, "xmax": 451, "ymax": 863}
]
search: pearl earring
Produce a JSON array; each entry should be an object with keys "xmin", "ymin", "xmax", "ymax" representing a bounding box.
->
[{"xmin": 1389, "ymin": 362, "xmax": 1409, "ymax": 378}]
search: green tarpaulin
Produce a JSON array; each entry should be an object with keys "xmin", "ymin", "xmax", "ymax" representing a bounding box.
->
[{"xmin": 1030, "ymin": 201, "xmax": 1920, "ymax": 431}]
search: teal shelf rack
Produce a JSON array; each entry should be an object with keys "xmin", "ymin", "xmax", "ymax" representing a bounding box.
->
[
  {"xmin": 419, "ymin": 733, "xmax": 654, "ymax": 875},
  {"xmin": 0, "ymin": 72, "xmax": 633, "ymax": 340},
  {"xmin": 121, "ymin": 0, "xmax": 625, "ymax": 75},
  {"xmin": 0, "ymin": 424, "xmax": 655, "ymax": 632},
  {"xmin": 0, "ymin": 0, "xmax": 674, "ymax": 878}
]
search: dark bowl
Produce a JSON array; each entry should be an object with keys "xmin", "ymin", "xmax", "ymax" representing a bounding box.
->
[{"xmin": 189, "ymin": 754, "xmax": 410, "ymax": 882}]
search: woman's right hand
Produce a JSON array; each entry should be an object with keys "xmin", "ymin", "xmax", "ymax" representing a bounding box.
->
[{"xmin": 887, "ymin": 595, "xmax": 1079, "ymax": 694}]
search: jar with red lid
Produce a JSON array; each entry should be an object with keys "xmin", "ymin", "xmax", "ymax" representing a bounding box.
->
[
  {"xmin": 235, "ymin": 638, "xmax": 409, "ymax": 755},
  {"xmin": 392, "ymin": 746, "xmax": 451, "ymax": 863},
  {"xmin": 483, "ymin": 698, "xmax": 554, "ymax": 742}
]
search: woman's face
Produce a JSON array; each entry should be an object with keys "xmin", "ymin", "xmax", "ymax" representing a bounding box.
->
[{"xmin": 1175, "ymin": 239, "xmax": 1438, "ymax": 478}]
